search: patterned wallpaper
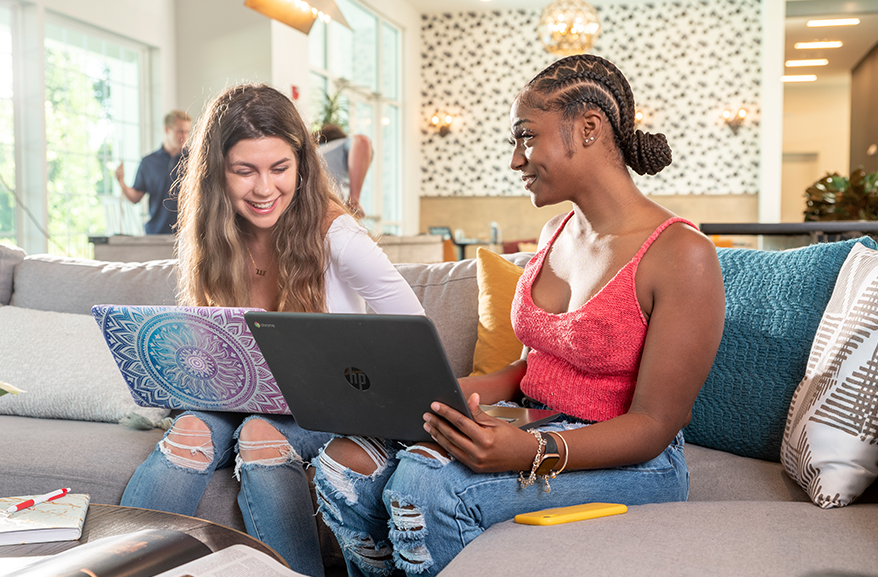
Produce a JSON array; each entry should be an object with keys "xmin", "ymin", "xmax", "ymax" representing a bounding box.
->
[{"xmin": 419, "ymin": 0, "xmax": 762, "ymax": 197}]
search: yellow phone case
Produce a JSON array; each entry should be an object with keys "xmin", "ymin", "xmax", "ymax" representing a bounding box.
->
[{"xmin": 514, "ymin": 502, "xmax": 627, "ymax": 525}]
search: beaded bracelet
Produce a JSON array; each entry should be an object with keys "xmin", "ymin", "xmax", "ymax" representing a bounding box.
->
[{"xmin": 518, "ymin": 430, "xmax": 547, "ymax": 489}]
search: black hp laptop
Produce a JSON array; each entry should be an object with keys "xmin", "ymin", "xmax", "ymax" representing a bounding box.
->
[{"xmin": 244, "ymin": 312, "xmax": 559, "ymax": 442}]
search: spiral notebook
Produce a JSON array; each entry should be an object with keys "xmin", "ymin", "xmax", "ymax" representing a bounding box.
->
[{"xmin": 91, "ymin": 305, "xmax": 290, "ymax": 414}]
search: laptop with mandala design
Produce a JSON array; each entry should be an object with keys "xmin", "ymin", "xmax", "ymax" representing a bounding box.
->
[{"xmin": 91, "ymin": 305, "xmax": 289, "ymax": 414}]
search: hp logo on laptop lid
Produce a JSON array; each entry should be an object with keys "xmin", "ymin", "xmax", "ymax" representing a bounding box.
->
[{"xmin": 344, "ymin": 367, "xmax": 370, "ymax": 391}]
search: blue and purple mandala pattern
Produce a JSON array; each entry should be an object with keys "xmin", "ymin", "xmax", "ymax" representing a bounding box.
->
[{"xmin": 93, "ymin": 306, "xmax": 289, "ymax": 414}]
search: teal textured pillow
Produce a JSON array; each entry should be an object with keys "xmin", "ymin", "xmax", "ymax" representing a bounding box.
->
[{"xmin": 683, "ymin": 237, "xmax": 878, "ymax": 461}]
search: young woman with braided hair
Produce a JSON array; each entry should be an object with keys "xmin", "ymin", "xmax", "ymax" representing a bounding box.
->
[{"xmin": 312, "ymin": 54, "xmax": 725, "ymax": 577}]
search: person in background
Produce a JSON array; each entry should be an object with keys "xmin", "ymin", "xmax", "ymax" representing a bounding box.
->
[
  {"xmin": 315, "ymin": 124, "xmax": 371, "ymax": 219},
  {"xmin": 119, "ymin": 84, "xmax": 424, "ymax": 577},
  {"xmin": 115, "ymin": 110, "xmax": 192, "ymax": 234},
  {"xmin": 311, "ymin": 54, "xmax": 726, "ymax": 577}
]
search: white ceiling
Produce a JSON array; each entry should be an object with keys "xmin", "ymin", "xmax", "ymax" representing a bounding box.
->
[
  {"xmin": 403, "ymin": 0, "xmax": 543, "ymax": 11},
  {"xmin": 785, "ymin": 14, "xmax": 878, "ymax": 81},
  {"xmin": 403, "ymin": 0, "xmax": 878, "ymax": 82}
]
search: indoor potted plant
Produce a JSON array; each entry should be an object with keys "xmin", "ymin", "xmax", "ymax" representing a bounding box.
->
[{"xmin": 804, "ymin": 167, "xmax": 878, "ymax": 222}]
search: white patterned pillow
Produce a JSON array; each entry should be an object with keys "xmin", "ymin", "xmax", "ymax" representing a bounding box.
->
[
  {"xmin": 781, "ymin": 242, "xmax": 878, "ymax": 508},
  {"xmin": 0, "ymin": 306, "xmax": 169, "ymax": 423}
]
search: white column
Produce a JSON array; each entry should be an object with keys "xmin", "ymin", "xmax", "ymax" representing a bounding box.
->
[
  {"xmin": 14, "ymin": 3, "xmax": 47, "ymax": 254},
  {"xmin": 758, "ymin": 0, "xmax": 785, "ymax": 224}
]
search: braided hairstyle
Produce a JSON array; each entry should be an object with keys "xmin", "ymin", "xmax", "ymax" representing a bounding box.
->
[{"xmin": 520, "ymin": 54, "xmax": 671, "ymax": 176}]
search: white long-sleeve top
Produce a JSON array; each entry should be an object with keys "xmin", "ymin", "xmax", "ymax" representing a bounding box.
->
[{"xmin": 324, "ymin": 214, "xmax": 424, "ymax": 316}]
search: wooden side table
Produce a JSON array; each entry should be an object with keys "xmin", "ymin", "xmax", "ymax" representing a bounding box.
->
[{"xmin": 0, "ymin": 504, "xmax": 286, "ymax": 566}]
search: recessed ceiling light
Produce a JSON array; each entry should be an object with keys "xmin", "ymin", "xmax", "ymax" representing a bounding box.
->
[
  {"xmin": 781, "ymin": 75, "xmax": 818, "ymax": 82},
  {"xmin": 785, "ymin": 59, "xmax": 829, "ymax": 67},
  {"xmin": 807, "ymin": 18, "xmax": 860, "ymax": 27},
  {"xmin": 795, "ymin": 41, "xmax": 843, "ymax": 49}
]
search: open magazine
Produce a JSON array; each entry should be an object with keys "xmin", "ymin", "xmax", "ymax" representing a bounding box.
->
[
  {"xmin": 4, "ymin": 529, "xmax": 303, "ymax": 577},
  {"xmin": 154, "ymin": 544, "xmax": 304, "ymax": 577}
]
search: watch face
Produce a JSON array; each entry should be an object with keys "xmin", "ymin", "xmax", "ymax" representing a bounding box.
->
[{"xmin": 535, "ymin": 455, "xmax": 561, "ymax": 477}]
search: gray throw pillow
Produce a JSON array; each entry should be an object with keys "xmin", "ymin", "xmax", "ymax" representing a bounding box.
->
[
  {"xmin": 0, "ymin": 244, "xmax": 25, "ymax": 305},
  {"xmin": 0, "ymin": 306, "xmax": 169, "ymax": 424}
]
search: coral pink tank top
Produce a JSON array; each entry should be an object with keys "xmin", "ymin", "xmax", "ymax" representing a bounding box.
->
[{"xmin": 512, "ymin": 212, "xmax": 694, "ymax": 422}]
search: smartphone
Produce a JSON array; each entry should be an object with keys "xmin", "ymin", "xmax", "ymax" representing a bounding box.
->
[{"xmin": 514, "ymin": 502, "xmax": 627, "ymax": 525}]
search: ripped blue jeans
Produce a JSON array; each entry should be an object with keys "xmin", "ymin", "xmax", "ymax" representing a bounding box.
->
[
  {"xmin": 120, "ymin": 410, "xmax": 331, "ymax": 577},
  {"xmin": 313, "ymin": 423, "xmax": 688, "ymax": 577}
]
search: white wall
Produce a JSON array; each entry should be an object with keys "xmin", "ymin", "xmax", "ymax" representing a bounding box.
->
[
  {"xmin": 783, "ymin": 76, "xmax": 851, "ymax": 174},
  {"xmin": 781, "ymin": 75, "xmax": 852, "ymax": 222},
  {"xmin": 174, "ymin": 0, "xmax": 272, "ymax": 118},
  {"xmin": 269, "ymin": 20, "xmax": 310, "ymax": 116}
]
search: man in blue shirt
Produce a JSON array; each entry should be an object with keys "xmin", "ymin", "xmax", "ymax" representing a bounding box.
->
[{"xmin": 115, "ymin": 110, "xmax": 192, "ymax": 234}]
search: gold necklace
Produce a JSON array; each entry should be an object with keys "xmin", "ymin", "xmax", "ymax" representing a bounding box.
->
[{"xmin": 244, "ymin": 243, "xmax": 267, "ymax": 277}]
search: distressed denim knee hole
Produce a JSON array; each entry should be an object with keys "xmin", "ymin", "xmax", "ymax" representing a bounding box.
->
[
  {"xmin": 233, "ymin": 439, "xmax": 300, "ymax": 481},
  {"xmin": 316, "ymin": 437, "xmax": 390, "ymax": 504},
  {"xmin": 345, "ymin": 534, "xmax": 394, "ymax": 574},
  {"xmin": 388, "ymin": 493, "xmax": 434, "ymax": 573},
  {"xmin": 400, "ymin": 445, "xmax": 452, "ymax": 468},
  {"xmin": 390, "ymin": 501, "xmax": 424, "ymax": 532},
  {"xmin": 158, "ymin": 416, "xmax": 214, "ymax": 471}
]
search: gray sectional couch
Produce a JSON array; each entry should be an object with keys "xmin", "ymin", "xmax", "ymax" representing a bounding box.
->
[{"xmin": 1, "ymin": 244, "xmax": 876, "ymax": 576}]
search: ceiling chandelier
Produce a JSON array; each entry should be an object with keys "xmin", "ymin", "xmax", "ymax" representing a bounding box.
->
[{"xmin": 537, "ymin": 0, "xmax": 602, "ymax": 56}]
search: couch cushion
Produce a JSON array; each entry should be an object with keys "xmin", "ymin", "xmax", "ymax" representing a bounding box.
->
[
  {"xmin": 395, "ymin": 253, "xmax": 531, "ymax": 378},
  {"xmin": 0, "ymin": 306, "xmax": 168, "ymax": 423},
  {"xmin": 684, "ymin": 443, "xmax": 808, "ymax": 502},
  {"xmin": 438, "ymin": 501, "xmax": 878, "ymax": 577},
  {"xmin": 781, "ymin": 242, "xmax": 878, "ymax": 508},
  {"xmin": 0, "ymin": 415, "xmax": 164, "ymax": 506},
  {"xmin": 683, "ymin": 237, "xmax": 877, "ymax": 462},
  {"xmin": 0, "ymin": 243, "xmax": 25, "ymax": 305},
  {"xmin": 10, "ymin": 255, "xmax": 178, "ymax": 314}
]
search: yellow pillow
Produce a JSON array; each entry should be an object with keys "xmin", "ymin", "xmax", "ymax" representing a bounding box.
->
[{"xmin": 470, "ymin": 248, "xmax": 525, "ymax": 376}]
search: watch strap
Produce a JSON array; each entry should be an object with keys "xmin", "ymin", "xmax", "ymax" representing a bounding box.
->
[{"xmin": 534, "ymin": 432, "xmax": 560, "ymax": 476}]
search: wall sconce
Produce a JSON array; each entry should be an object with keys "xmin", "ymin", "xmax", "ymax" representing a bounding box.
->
[
  {"xmin": 722, "ymin": 108, "xmax": 747, "ymax": 135},
  {"xmin": 430, "ymin": 113, "xmax": 454, "ymax": 137}
]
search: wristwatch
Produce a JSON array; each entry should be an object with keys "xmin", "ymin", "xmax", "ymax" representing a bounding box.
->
[{"xmin": 534, "ymin": 432, "xmax": 561, "ymax": 476}]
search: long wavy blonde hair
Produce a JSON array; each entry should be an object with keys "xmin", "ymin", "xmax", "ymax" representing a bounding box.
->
[{"xmin": 175, "ymin": 83, "xmax": 347, "ymax": 311}]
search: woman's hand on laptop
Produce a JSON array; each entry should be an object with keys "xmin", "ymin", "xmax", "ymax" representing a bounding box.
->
[{"xmin": 423, "ymin": 393, "xmax": 542, "ymax": 473}]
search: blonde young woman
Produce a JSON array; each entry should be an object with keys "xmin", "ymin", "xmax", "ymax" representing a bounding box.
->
[{"xmin": 119, "ymin": 84, "xmax": 423, "ymax": 577}]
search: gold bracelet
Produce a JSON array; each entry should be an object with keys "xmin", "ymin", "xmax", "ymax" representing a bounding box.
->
[
  {"xmin": 518, "ymin": 430, "xmax": 546, "ymax": 489},
  {"xmin": 549, "ymin": 432, "xmax": 569, "ymax": 477}
]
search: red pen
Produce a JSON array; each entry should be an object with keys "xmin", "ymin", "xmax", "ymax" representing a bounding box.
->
[{"xmin": 4, "ymin": 488, "xmax": 71, "ymax": 514}]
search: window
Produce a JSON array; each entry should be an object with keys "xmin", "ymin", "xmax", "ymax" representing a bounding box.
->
[
  {"xmin": 0, "ymin": 7, "xmax": 149, "ymax": 257},
  {"xmin": 44, "ymin": 19, "xmax": 146, "ymax": 257},
  {"xmin": 309, "ymin": 0, "xmax": 402, "ymax": 235},
  {"xmin": 0, "ymin": 5, "xmax": 14, "ymax": 247}
]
